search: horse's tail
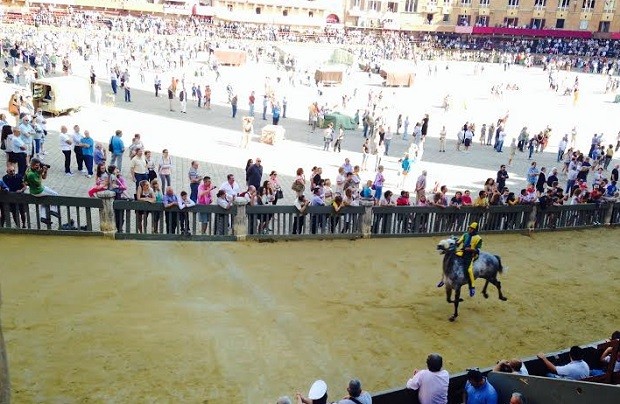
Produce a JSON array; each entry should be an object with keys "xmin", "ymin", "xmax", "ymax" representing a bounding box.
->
[{"xmin": 494, "ymin": 255, "xmax": 505, "ymax": 274}]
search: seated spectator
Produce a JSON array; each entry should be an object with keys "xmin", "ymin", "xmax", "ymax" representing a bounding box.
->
[
  {"xmin": 334, "ymin": 379, "xmax": 372, "ymax": 404},
  {"xmin": 537, "ymin": 345, "xmax": 590, "ymax": 380},
  {"xmin": 405, "ymin": 353, "xmax": 449, "ymax": 404},
  {"xmin": 510, "ymin": 392, "xmax": 526, "ymax": 404},
  {"xmin": 461, "ymin": 189, "xmax": 473, "ymax": 206},
  {"xmin": 463, "ymin": 369, "xmax": 497, "ymax": 404},
  {"xmin": 590, "ymin": 330, "xmax": 620, "ymax": 376},
  {"xmin": 296, "ymin": 379, "xmax": 328, "ymax": 404}
]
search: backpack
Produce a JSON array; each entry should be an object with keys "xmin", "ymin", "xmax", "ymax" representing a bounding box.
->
[
  {"xmin": 108, "ymin": 136, "xmax": 114, "ymax": 153},
  {"xmin": 179, "ymin": 91, "xmax": 185, "ymax": 102}
]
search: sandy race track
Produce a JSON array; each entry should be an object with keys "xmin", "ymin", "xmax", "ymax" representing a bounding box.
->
[{"xmin": 1, "ymin": 230, "xmax": 618, "ymax": 402}]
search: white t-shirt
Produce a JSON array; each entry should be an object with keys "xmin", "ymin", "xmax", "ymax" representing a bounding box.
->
[
  {"xmin": 406, "ymin": 369, "xmax": 449, "ymax": 404},
  {"xmin": 59, "ymin": 132, "xmax": 72, "ymax": 151},
  {"xmin": 556, "ymin": 360, "xmax": 590, "ymax": 380},
  {"xmin": 220, "ymin": 181, "xmax": 240, "ymax": 198},
  {"xmin": 337, "ymin": 391, "xmax": 372, "ymax": 404}
]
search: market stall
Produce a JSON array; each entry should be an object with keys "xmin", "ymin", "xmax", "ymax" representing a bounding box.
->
[{"xmin": 213, "ymin": 49, "xmax": 247, "ymax": 66}]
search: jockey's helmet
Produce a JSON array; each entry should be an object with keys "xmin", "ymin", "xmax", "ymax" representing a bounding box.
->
[{"xmin": 469, "ymin": 222, "xmax": 478, "ymax": 230}]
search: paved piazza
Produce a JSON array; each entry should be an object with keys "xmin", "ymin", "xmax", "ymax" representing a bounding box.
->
[{"xmin": 1, "ymin": 43, "xmax": 619, "ymax": 201}]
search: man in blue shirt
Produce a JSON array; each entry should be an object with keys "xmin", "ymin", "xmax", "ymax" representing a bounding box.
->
[
  {"xmin": 109, "ymin": 130, "xmax": 125, "ymax": 172},
  {"xmin": 81, "ymin": 130, "xmax": 95, "ymax": 178},
  {"xmin": 463, "ymin": 369, "xmax": 498, "ymax": 404}
]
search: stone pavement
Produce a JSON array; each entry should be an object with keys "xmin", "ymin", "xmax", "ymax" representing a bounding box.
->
[{"xmin": 1, "ymin": 59, "xmax": 611, "ymax": 204}]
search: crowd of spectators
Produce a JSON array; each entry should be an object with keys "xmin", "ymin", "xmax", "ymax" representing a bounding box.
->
[{"xmin": 279, "ymin": 330, "xmax": 619, "ymax": 404}]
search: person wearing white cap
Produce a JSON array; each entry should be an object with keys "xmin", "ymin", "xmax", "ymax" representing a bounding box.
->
[{"xmin": 296, "ymin": 379, "xmax": 328, "ymax": 404}]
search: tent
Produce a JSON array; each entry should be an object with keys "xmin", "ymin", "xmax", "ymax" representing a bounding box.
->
[
  {"xmin": 320, "ymin": 112, "xmax": 358, "ymax": 130},
  {"xmin": 214, "ymin": 49, "xmax": 247, "ymax": 66},
  {"xmin": 314, "ymin": 68, "xmax": 344, "ymax": 86},
  {"xmin": 380, "ymin": 68, "xmax": 415, "ymax": 87}
]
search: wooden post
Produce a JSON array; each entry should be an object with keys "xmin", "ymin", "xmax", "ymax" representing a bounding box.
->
[
  {"xmin": 0, "ymin": 286, "xmax": 11, "ymax": 404},
  {"xmin": 95, "ymin": 190, "xmax": 117, "ymax": 236}
]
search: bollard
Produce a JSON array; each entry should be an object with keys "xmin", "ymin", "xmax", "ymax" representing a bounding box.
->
[
  {"xmin": 233, "ymin": 199, "xmax": 248, "ymax": 240},
  {"xmin": 360, "ymin": 199, "xmax": 374, "ymax": 238},
  {"xmin": 95, "ymin": 190, "xmax": 117, "ymax": 237}
]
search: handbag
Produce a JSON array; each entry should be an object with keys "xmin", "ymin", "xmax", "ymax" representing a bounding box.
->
[{"xmin": 275, "ymin": 189, "xmax": 284, "ymax": 199}]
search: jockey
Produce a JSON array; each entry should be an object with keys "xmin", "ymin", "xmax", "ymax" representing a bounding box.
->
[{"xmin": 456, "ymin": 222, "xmax": 482, "ymax": 297}]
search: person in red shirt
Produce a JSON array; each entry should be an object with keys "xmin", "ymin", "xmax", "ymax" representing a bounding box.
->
[
  {"xmin": 248, "ymin": 91, "xmax": 255, "ymax": 116},
  {"xmin": 396, "ymin": 190, "xmax": 411, "ymax": 206},
  {"xmin": 462, "ymin": 189, "xmax": 473, "ymax": 206}
]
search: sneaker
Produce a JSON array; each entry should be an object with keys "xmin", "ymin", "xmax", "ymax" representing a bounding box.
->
[
  {"xmin": 81, "ymin": 169, "xmax": 87, "ymax": 173},
  {"xmin": 436, "ymin": 281, "xmax": 445, "ymax": 288},
  {"xmin": 65, "ymin": 172, "xmax": 74, "ymax": 176},
  {"xmin": 469, "ymin": 287, "xmax": 476, "ymax": 297},
  {"xmin": 86, "ymin": 174, "xmax": 92, "ymax": 178}
]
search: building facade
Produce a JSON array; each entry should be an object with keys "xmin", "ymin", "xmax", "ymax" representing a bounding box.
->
[{"xmin": 343, "ymin": 0, "xmax": 620, "ymax": 32}]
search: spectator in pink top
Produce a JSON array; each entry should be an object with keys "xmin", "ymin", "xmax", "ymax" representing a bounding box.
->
[
  {"xmin": 406, "ymin": 353, "xmax": 449, "ymax": 404},
  {"xmin": 197, "ymin": 176, "xmax": 216, "ymax": 234}
]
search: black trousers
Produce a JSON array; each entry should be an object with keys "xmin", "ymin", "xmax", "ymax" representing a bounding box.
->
[
  {"xmin": 15, "ymin": 152, "xmax": 27, "ymax": 176},
  {"xmin": 62, "ymin": 150, "xmax": 72, "ymax": 173},
  {"xmin": 74, "ymin": 146, "xmax": 84, "ymax": 171}
]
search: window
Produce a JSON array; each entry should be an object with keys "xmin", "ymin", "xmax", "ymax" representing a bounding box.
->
[
  {"xmin": 530, "ymin": 18, "xmax": 546, "ymax": 28},
  {"xmin": 387, "ymin": 1, "xmax": 399, "ymax": 11},
  {"xmin": 443, "ymin": 14, "xmax": 450, "ymax": 22},
  {"xmin": 599, "ymin": 21, "xmax": 610, "ymax": 31},
  {"xmin": 283, "ymin": 10, "xmax": 288, "ymax": 17},
  {"xmin": 558, "ymin": 0, "xmax": 570, "ymax": 8},
  {"xmin": 404, "ymin": 0, "xmax": 418, "ymax": 12},
  {"xmin": 255, "ymin": 7, "xmax": 261, "ymax": 14},
  {"xmin": 555, "ymin": 18, "xmax": 565, "ymax": 28},
  {"xmin": 582, "ymin": 0, "xmax": 595, "ymax": 8},
  {"xmin": 350, "ymin": 0, "xmax": 362, "ymax": 8},
  {"xmin": 534, "ymin": 0, "xmax": 546, "ymax": 6},
  {"xmin": 479, "ymin": 0, "xmax": 490, "ymax": 6},
  {"xmin": 309, "ymin": 11, "xmax": 314, "ymax": 17},
  {"xmin": 368, "ymin": 0, "xmax": 382, "ymax": 11},
  {"xmin": 507, "ymin": 0, "xmax": 519, "ymax": 7},
  {"xmin": 603, "ymin": 0, "xmax": 615, "ymax": 11},
  {"xmin": 503, "ymin": 17, "xmax": 519, "ymax": 26},
  {"xmin": 458, "ymin": 15, "xmax": 471, "ymax": 26},
  {"xmin": 461, "ymin": 0, "xmax": 472, "ymax": 5},
  {"xmin": 476, "ymin": 15, "xmax": 489, "ymax": 26},
  {"xmin": 579, "ymin": 19, "xmax": 589, "ymax": 29},
  {"xmin": 227, "ymin": 4, "xmax": 233, "ymax": 12}
]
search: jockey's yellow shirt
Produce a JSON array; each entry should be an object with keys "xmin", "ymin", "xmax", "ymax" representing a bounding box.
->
[{"xmin": 455, "ymin": 233, "xmax": 482, "ymax": 257}]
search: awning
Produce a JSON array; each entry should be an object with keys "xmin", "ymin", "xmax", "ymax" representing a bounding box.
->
[{"xmin": 471, "ymin": 27, "xmax": 593, "ymax": 39}]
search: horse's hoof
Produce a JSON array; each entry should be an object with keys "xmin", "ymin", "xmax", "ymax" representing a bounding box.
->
[
  {"xmin": 500, "ymin": 296, "xmax": 508, "ymax": 301},
  {"xmin": 458, "ymin": 298, "xmax": 464, "ymax": 302},
  {"xmin": 449, "ymin": 316, "xmax": 457, "ymax": 322},
  {"xmin": 483, "ymin": 293, "xmax": 489, "ymax": 299},
  {"xmin": 447, "ymin": 299, "xmax": 453, "ymax": 303}
]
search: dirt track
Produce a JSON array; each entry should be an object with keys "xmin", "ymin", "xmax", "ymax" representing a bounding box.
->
[{"xmin": 1, "ymin": 230, "xmax": 618, "ymax": 402}]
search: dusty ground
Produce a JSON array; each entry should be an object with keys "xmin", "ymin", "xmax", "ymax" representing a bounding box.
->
[{"xmin": 1, "ymin": 230, "xmax": 618, "ymax": 403}]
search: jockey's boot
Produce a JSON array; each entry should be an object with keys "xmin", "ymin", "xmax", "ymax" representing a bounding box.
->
[
  {"xmin": 437, "ymin": 280, "xmax": 444, "ymax": 288},
  {"xmin": 469, "ymin": 287, "xmax": 476, "ymax": 297}
]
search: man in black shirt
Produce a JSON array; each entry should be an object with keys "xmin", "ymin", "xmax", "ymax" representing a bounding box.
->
[
  {"xmin": 546, "ymin": 167, "xmax": 559, "ymax": 187},
  {"xmin": 496, "ymin": 164, "xmax": 509, "ymax": 192},
  {"xmin": 611, "ymin": 164, "xmax": 619, "ymax": 183},
  {"xmin": 2, "ymin": 164, "xmax": 27, "ymax": 227}
]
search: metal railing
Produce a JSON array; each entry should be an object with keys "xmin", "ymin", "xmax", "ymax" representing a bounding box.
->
[{"xmin": 1, "ymin": 193, "xmax": 618, "ymax": 240}]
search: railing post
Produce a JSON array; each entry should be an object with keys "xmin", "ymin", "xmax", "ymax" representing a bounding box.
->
[
  {"xmin": 360, "ymin": 200, "xmax": 374, "ymax": 238},
  {"xmin": 603, "ymin": 202, "xmax": 614, "ymax": 226},
  {"xmin": 233, "ymin": 199, "xmax": 248, "ymax": 240},
  {"xmin": 526, "ymin": 205, "xmax": 537, "ymax": 230},
  {"xmin": 95, "ymin": 190, "xmax": 117, "ymax": 237}
]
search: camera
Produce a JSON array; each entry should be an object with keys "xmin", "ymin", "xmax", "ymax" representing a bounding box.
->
[{"xmin": 41, "ymin": 164, "xmax": 51, "ymax": 169}]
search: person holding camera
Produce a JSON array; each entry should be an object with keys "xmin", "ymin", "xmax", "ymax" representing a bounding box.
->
[{"xmin": 24, "ymin": 157, "xmax": 59, "ymax": 225}]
